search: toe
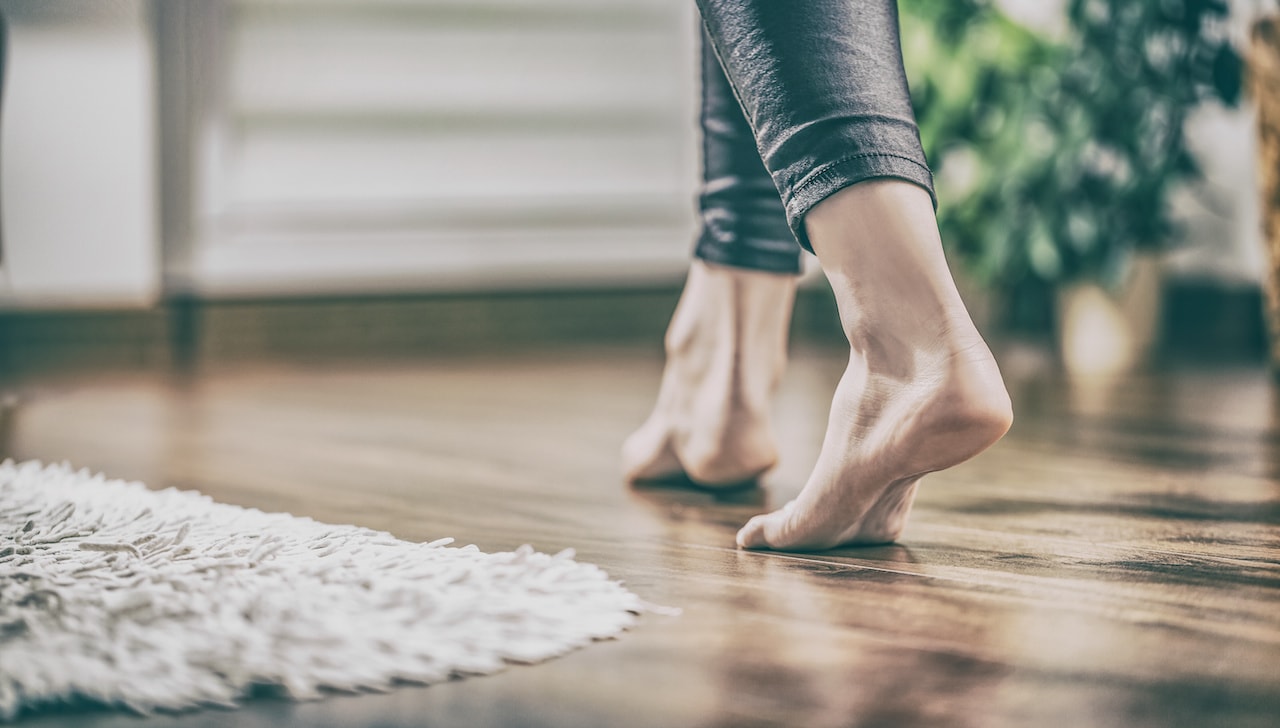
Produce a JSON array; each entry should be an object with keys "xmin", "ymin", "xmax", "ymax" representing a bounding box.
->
[
  {"xmin": 735, "ymin": 515, "xmax": 769, "ymax": 548},
  {"xmin": 735, "ymin": 501, "xmax": 795, "ymax": 549},
  {"xmin": 621, "ymin": 425, "xmax": 683, "ymax": 482}
]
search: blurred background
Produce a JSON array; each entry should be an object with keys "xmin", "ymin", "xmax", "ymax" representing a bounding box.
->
[{"xmin": 0, "ymin": 0, "xmax": 1274, "ymax": 378}]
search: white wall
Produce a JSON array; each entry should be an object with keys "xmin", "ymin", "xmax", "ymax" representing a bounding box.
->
[
  {"xmin": 1165, "ymin": 0, "xmax": 1271, "ymax": 286},
  {"xmin": 0, "ymin": 0, "xmax": 159, "ymax": 308},
  {"xmin": 1168, "ymin": 102, "xmax": 1266, "ymax": 286}
]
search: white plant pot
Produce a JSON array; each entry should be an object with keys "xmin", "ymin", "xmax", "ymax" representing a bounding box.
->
[{"xmin": 1056, "ymin": 255, "xmax": 1163, "ymax": 376}]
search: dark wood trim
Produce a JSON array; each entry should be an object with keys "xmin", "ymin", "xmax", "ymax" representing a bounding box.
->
[
  {"xmin": 0, "ymin": 278, "xmax": 1267, "ymax": 382},
  {"xmin": 0, "ymin": 285, "xmax": 843, "ymax": 380}
]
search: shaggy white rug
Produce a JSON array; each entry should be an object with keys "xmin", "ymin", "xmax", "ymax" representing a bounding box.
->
[{"xmin": 0, "ymin": 460, "xmax": 650, "ymax": 718}]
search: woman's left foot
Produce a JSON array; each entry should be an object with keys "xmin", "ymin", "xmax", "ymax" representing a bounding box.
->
[{"xmin": 622, "ymin": 261, "xmax": 797, "ymax": 487}]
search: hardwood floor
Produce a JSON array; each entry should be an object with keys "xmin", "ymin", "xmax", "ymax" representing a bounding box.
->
[{"xmin": 2, "ymin": 345, "xmax": 1277, "ymax": 727}]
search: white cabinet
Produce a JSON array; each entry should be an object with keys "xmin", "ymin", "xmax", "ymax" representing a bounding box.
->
[
  {"xmin": 168, "ymin": 0, "xmax": 700, "ymax": 297},
  {"xmin": 0, "ymin": 0, "xmax": 160, "ymax": 308}
]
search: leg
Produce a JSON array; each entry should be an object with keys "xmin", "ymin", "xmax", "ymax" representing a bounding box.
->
[
  {"xmin": 693, "ymin": 0, "xmax": 1012, "ymax": 549},
  {"xmin": 740, "ymin": 181, "xmax": 1012, "ymax": 548},
  {"xmin": 621, "ymin": 30, "xmax": 801, "ymax": 486},
  {"xmin": 691, "ymin": 25, "xmax": 800, "ymax": 275}
]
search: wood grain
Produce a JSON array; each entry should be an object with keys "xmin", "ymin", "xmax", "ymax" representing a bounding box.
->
[{"xmin": 2, "ymin": 345, "xmax": 1278, "ymax": 727}]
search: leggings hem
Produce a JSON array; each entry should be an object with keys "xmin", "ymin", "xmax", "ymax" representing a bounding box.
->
[
  {"xmin": 694, "ymin": 235, "xmax": 804, "ymax": 275},
  {"xmin": 784, "ymin": 153, "xmax": 937, "ymax": 254}
]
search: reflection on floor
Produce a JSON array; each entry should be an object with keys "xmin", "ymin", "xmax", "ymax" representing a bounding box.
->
[{"xmin": 2, "ymin": 345, "xmax": 1278, "ymax": 728}]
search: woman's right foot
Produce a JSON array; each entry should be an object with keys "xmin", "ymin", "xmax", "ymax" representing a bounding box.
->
[
  {"xmin": 736, "ymin": 181, "xmax": 1013, "ymax": 550},
  {"xmin": 621, "ymin": 261, "xmax": 798, "ymax": 487}
]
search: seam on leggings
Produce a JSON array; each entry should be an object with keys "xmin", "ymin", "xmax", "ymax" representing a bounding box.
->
[{"xmin": 789, "ymin": 151, "xmax": 933, "ymax": 201}]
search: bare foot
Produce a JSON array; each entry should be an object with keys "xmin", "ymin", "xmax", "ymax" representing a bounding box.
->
[
  {"xmin": 736, "ymin": 181, "xmax": 1013, "ymax": 550},
  {"xmin": 622, "ymin": 261, "xmax": 797, "ymax": 486}
]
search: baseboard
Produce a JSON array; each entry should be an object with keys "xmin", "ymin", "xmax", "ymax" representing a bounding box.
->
[
  {"xmin": 1, "ymin": 278, "xmax": 1263, "ymax": 382},
  {"xmin": 0, "ymin": 285, "xmax": 846, "ymax": 380}
]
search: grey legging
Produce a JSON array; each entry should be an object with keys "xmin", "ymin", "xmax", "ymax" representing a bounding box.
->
[{"xmin": 693, "ymin": 0, "xmax": 935, "ymax": 274}]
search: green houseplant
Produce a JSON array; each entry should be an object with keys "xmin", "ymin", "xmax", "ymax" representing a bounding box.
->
[{"xmin": 898, "ymin": 0, "xmax": 1243, "ymax": 358}]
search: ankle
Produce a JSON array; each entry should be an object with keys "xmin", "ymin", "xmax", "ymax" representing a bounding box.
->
[
  {"xmin": 805, "ymin": 182, "xmax": 979, "ymax": 345},
  {"xmin": 666, "ymin": 261, "xmax": 798, "ymax": 354},
  {"xmin": 808, "ymin": 181, "xmax": 958, "ymax": 297}
]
